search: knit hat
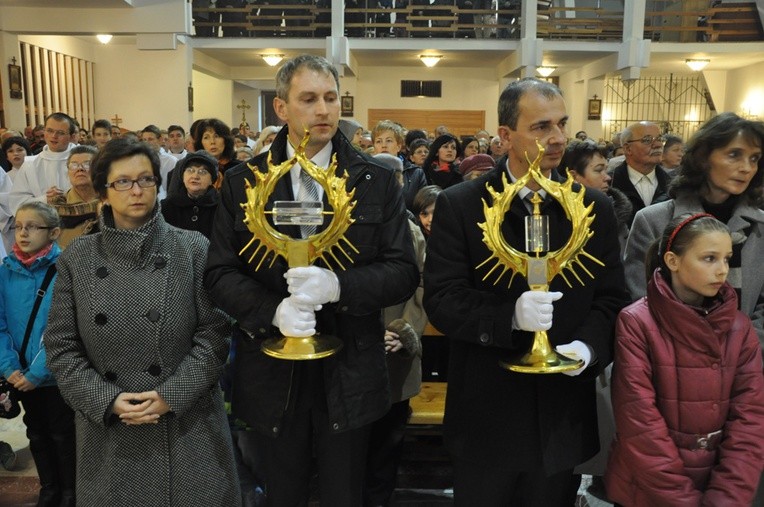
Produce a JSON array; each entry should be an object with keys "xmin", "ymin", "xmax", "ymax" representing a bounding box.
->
[
  {"xmin": 178, "ymin": 150, "xmax": 219, "ymax": 183},
  {"xmin": 459, "ymin": 153, "xmax": 495, "ymax": 177},
  {"xmin": 338, "ymin": 118, "xmax": 363, "ymax": 141},
  {"xmin": 373, "ymin": 153, "xmax": 403, "ymax": 173}
]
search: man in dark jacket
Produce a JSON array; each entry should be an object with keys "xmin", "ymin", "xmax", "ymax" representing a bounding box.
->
[
  {"xmin": 423, "ymin": 78, "xmax": 630, "ymax": 504},
  {"xmin": 610, "ymin": 120, "xmax": 673, "ymax": 226},
  {"xmin": 205, "ymin": 54, "xmax": 418, "ymax": 506}
]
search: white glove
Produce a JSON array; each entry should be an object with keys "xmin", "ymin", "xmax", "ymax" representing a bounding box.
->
[
  {"xmin": 555, "ymin": 340, "xmax": 593, "ymax": 377},
  {"xmin": 284, "ymin": 266, "xmax": 340, "ymax": 306},
  {"xmin": 272, "ymin": 297, "xmax": 316, "ymax": 337},
  {"xmin": 512, "ymin": 291, "xmax": 563, "ymax": 332}
]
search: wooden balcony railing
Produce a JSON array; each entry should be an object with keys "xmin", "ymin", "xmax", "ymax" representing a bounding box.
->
[{"xmin": 191, "ymin": 2, "xmax": 762, "ymax": 42}]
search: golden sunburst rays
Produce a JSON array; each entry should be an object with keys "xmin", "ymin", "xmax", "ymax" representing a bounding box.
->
[
  {"xmin": 477, "ymin": 141, "xmax": 603, "ymax": 288},
  {"xmin": 238, "ymin": 132, "xmax": 359, "ymax": 271}
]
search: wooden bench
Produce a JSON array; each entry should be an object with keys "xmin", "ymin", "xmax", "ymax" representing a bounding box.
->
[{"xmin": 409, "ymin": 381, "xmax": 447, "ymax": 425}]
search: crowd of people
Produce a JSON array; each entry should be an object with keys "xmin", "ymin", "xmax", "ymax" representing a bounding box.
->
[{"xmin": 0, "ymin": 53, "xmax": 763, "ymax": 507}]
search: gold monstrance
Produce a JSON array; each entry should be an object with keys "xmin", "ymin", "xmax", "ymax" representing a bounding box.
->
[
  {"xmin": 477, "ymin": 142, "xmax": 603, "ymax": 373},
  {"xmin": 239, "ymin": 132, "xmax": 358, "ymax": 360}
]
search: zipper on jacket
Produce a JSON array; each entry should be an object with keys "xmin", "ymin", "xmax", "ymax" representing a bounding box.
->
[{"xmin": 284, "ymin": 362, "xmax": 295, "ymax": 412}]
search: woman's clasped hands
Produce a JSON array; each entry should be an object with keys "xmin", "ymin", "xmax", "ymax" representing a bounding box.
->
[{"xmin": 113, "ymin": 391, "xmax": 170, "ymax": 425}]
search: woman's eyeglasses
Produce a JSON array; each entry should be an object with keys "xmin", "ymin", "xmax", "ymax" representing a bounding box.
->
[
  {"xmin": 184, "ymin": 166, "xmax": 210, "ymax": 176},
  {"xmin": 67, "ymin": 162, "xmax": 91, "ymax": 171},
  {"xmin": 105, "ymin": 176, "xmax": 159, "ymax": 191}
]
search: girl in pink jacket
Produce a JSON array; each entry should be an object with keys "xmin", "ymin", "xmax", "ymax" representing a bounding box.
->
[{"xmin": 605, "ymin": 213, "xmax": 764, "ymax": 506}]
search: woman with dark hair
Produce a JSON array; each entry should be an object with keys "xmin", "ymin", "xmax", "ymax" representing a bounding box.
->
[
  {"xmin": 194, "ymin": 118, "xmax": 238, "ymax": 189},
  {"xmin": 422, "ymin": 134, "xmax": 463, "ymax": 189},
  {"xmin": 44, "ymin": 138, "xmax": 240, "ymax": 506},
  {"xmin": 561, "ymin": 140, "xmax": 633, "ymax": 253},
  {"xmin": 624, "ymin": 113, "xmax": 764, "ymax": 335},
  {"xmin": 461, "ymin": 136, "xmax": 480, "ymax": 159}
]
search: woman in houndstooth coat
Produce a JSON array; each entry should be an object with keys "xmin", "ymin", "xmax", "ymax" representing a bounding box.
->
[{"xmin": 45, "ymin": 139, "xmax": 240, "ymax": 507}]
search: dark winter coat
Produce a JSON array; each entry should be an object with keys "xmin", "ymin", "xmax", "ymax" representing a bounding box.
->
[
  {"xmin": 605, "ymin": 272, "xmax": 764, "ymax": 506},
  {"xmin": 204, "ymin": 127, "xmax": 419, "ymax": 437},
  {"xmin": 423, "ymin": 160, "xmax": 463, "ymax": 189},
  {"xmin": 423, "ymin": 161, "xmax": 630, "ymax": 474},
  {"xmin": 160, "ymin": 156, "xmax": 219, "ymax": 240},
  {"xmin": 608, "ymin": 186, "xmax": 633, "ymax": 254},
  {"xmin": 610, "ymin": 161, "xmax": 672, "ymax": 226},
  {"xmin": 402, "ymin": 160, "xmax": 427, "ymax": 213},
  {"xmin": 45, "ymin": 204, "xmax": 240, "ymax": 507}
]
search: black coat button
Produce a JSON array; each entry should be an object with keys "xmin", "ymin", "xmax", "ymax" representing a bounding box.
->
[
  {"xmin": 95, "ymin": 313, "xmax": 107, "ymax": 325},
  {"xmin": 96, "ymin": 266, "xmax": 109, "ymax": 278},
  {"xmin": 147, "ymin": 364, "xmax": 162, "ymax": 377},
  {"xmin": 154, "ymin": 258, "xmax": 167, "ymax": 269},
  {"xmin": 479, "ymin": 333, "xmax": 490, "ymax": 344},
  {"xmin": 104, "ymin": 371, "xmax": 117, "ymax": 381},
  {"xmin": 146, "ymin": 310, "xmax": 161, "ymax": 322}
]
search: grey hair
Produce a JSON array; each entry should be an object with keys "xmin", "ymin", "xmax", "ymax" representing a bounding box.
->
[
  {"xmin": 67, "ymin": 144, "xmax": 98, "ymax": 163},
  {"xmin": 275, "ymin": 55, "xmax": 340, "ymax": 101},
  {"xmin": 621, "ymin": 121, "xmax": 659, "ymax": 144}
]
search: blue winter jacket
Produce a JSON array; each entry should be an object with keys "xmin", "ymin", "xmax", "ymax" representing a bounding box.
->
[{"xmin": 0, "ymin": 244, "xmax": 60, "ymax": 387}]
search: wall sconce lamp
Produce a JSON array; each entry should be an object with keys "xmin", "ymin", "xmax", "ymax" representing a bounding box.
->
[
  {"xmin": 96, "ymin": 34, "xmax": 113, "ymax": 44},
  {"xmin": 536, "ymin": 66, "xmax": 556, "ymax": 77},
  {"xmin": 685, "ymin": 59, "xmax": 710, "ymax": 72},
  {"xmin": 419, "ymin": 55, "xmax": 443, "ymax": 68},
  {"xmin": 261, "ymin": 54, "xmax": 285, "ymax": 67}
]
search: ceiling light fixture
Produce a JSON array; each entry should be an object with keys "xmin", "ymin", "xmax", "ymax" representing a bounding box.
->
[
  {"xmin": 96, "ymin": 34, "xmax": 113, "ymax": 44},
  {"xmin": 685, "ymin": 59, "xmax": 710, "ymax": 72},
  {"xmin": 536, "ymin": 66, "xmax": 556, "ymax": 77},
  {"xmin": 261, "ymin": 54, "xmax": 284, "ymax": 67},
  {"xmin": 419, "ymin": 55, "xmax": 443, "ymax": 68}
]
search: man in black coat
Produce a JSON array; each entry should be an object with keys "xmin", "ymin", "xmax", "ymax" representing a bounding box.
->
[
  {"xmin": 423, "ymin": 78, "xmax": 630, "ymax": 505},
  {"xmin": 610, "ymin": 120, "xmax": 673, "ymax": 226},
  {"xmin": 205, "ymin": 54, "xmax": 418, "ymax": 506}
]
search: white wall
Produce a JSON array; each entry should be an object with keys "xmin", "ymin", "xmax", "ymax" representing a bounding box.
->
[
  {"xmin": 725, "ymin": 61, "xmax": 764, "ymax": 119},
  {"xmin": 232, "ymin": 83, "xmax": 261, "ymax": 131},
  {"xmin": 95, "ymin": 41, "xmax": 192, "ymax": 132},
  {"xmin": 0, "ymin": 32, "xmax": 24, "ymax": 129},
  {"xmin": 192, "ymin": 69, "xmax": 234, "ymax": 127},
  {"xmin": 354, "ymin": 66, "xmax": 501, "ymax": 134}
]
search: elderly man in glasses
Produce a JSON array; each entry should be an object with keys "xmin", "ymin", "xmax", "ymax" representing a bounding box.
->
[
  {"xmin": 9, "ymin": 112, "xmax": 76, "ymax": 214},
  {"xmin": 610, "ymin": 121, "xmax": 674, "ymax": 226}
]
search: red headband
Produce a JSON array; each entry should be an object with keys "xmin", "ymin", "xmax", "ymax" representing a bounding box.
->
[{"xmin": 665, "ymin": 213, "xmax": 714, "ymax": 253}]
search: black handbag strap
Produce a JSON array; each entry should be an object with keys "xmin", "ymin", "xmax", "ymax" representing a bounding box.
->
[{"xmin": 19, "ymin": 264, "xmax": 57, "ymax": 369}]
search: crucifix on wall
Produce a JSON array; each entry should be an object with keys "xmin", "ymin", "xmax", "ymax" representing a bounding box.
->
[
  {"xmin": 237, "ymin": 99, "xmax": 251, "ymax": 128},
  {"xmin": 110, "ymin": 114, "xmax": 123, "ymax": 128}
]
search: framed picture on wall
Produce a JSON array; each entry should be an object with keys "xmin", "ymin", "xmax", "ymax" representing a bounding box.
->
[
  {"xmin": 188, "ymin": 84, "xmax": 194, "ymax": 112},
  {"xmin": 341, "ymin": 94, "xmax": 354, "ymax": 117},
  {"xmin": 8, "ymin": 64, "xmax": 22, "ymax": 99},
  {"xmin": 587, "ymin": 98, "xmax": 601, "ymax": 120}
]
